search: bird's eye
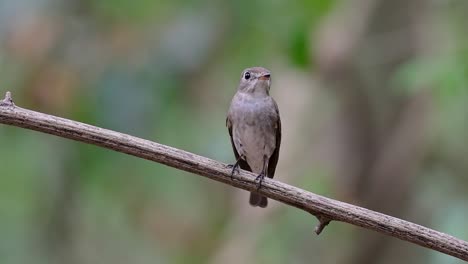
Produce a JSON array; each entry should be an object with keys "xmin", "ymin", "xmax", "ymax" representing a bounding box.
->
[{"xmin": 244, "ymin": 71, "xmax": 251, "ymax": 80}]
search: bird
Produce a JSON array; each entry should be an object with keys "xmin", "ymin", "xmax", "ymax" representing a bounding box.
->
[{"xmin": 226, "ymin": 66, "xmax": 281, "ymax": 208}]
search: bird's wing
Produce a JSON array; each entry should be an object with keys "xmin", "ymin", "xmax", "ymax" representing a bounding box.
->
[
  {"xmin": 267, "ymin": 100, "xmax": 281, "ymax": 179},
  {"xmin": 226, "ymin": 115, "xmax": 252, "ymax": 172}
]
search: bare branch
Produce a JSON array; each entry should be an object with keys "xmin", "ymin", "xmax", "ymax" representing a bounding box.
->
[{"xmin": 0, "ymin": 91, "xmax": 467, "ymax": 261}]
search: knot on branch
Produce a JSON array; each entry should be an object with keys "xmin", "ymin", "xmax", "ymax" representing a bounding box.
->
[{"xmin": 0, "ymin": 91, "xmax": 15, "ymax": 107}]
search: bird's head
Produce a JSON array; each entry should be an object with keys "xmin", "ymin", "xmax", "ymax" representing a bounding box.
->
[{"xmin": 237, "ymin": 67, "xmax": 271, "ymax": 96}]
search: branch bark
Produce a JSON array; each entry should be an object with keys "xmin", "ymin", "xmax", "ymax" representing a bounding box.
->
[{"xmin": 0, "ymin": 91, "xmax": 467, "ymax": 261}]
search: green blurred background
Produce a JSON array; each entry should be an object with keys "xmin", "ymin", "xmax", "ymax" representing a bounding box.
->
[{"xmin": 1, "ymin": 0, "xmax": 467, "ymax": 263}]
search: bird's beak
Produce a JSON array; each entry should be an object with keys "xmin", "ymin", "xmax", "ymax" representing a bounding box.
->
[{"xmin": 259, "ymin": 73, "xmax": 271, "ymax": 80}]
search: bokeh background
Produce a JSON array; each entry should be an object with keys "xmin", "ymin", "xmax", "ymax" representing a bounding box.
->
[{"xmin": 0, "ymin": 0, "xmax": 467, "ymax": 263}]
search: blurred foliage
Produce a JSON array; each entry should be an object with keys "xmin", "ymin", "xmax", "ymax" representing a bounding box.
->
[{"xmin": 0, "ymin": 0, "xmax": 467, "ymax": 264}]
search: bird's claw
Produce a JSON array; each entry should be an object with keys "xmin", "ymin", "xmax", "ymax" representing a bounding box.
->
[
  {"xmin": 227, "ymin": 163, "xmax": 240, "ymax": 180},
  {"xmin": 255, "ymin": 173, "xmax": 265, "ymax": 190}
]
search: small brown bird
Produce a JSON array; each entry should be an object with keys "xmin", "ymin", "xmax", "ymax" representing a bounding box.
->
[{"xmin": 226, "ymin": 67, "xmax": 281, "ymax": 208}]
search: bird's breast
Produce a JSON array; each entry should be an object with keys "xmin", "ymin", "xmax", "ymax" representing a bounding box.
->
[{"xmin": 231, "ymin": 95, "xmax": 274, "ymax": 123}]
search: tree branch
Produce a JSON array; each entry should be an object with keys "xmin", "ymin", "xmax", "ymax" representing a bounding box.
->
[{"xmin": 0, "ymin": 91, "xmax": 467, "ymax": 261}]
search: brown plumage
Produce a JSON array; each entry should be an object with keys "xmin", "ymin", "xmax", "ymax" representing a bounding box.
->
[{"xmin": 226, "ymin": 67, "xmax": 281, "ymax": 208}]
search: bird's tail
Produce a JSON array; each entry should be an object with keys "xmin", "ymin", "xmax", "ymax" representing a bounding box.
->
[{"xmin": 249, "ymin": 192, "xmax": 268, "ymax": 208}]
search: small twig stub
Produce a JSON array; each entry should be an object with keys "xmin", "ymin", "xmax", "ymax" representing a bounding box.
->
[
  {"xmin": 0, "ymin": 91, "xmax": 15, "ymax": 107},
  {"xmin": 314, "ymin": 215, "xmax": 332, "ymax": 235}
]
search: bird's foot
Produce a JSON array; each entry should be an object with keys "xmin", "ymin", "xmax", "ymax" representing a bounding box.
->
[
  {"xmin": 255, "ymin": 173, "xmax": 265, "ymax": 190},
  {"xmin": 227, "ymin": 162, "xmax": 240, "ymax": 180}
]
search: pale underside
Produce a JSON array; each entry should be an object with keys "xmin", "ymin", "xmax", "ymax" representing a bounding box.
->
[{"xmin": 229, "ymin": 92, "xmax": 279, "ymax": 174}]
